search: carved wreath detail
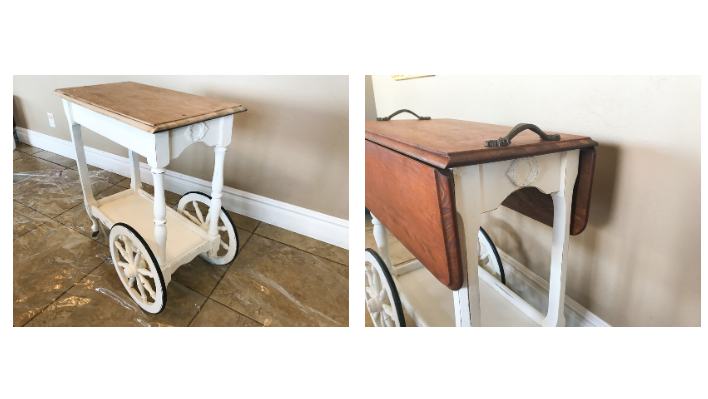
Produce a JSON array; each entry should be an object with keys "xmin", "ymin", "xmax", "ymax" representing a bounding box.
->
[
  {"xmin": 184, "ymin": 122, "xmax": 208, "ymax": 143},
  {"xmin": 506, "ymin": 157, "xmax": 540, "ymax": 187}
]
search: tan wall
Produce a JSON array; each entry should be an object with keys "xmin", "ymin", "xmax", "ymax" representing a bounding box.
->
[
  {"xmin": 369, "ymin": 75, "xmax": 700, "ymax": 327},
  {"xmin": 13, "ymin": 76, "xmax": 349, "ymax": 220},
  {"xmin": 365, "ymin": 75, "xmax": 378, "ymax": 120}
]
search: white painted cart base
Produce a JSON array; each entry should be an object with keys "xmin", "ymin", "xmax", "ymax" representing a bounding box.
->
[
  {"xmin": 56, "ymin": 83, "xmax": 245, "ymax": 314},
  {"xmin": 393, "ymin": 261, "xmax": 541, "ymax": 327}
]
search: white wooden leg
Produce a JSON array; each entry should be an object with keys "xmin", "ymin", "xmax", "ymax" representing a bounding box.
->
[
  {"xmin": 452, "ymin": 165, "xmax": 483, "ymax": 327},
  {"xmin": 206, "ymin": 146, "xmax": 226, "ymax": 256},
  {"xmin": 370, "ymin": 213, "xmax": 394, "ymax": 272},
  {"xmin": 129, "ymin": 150, "xmax": 142, "ymax": 191},
  {"xmin": 68, "ymin": 123, "xmax": 99, "ymax": 236},
  {"xmin": 542, "ymin": 150, "xmax": 580, "ymax": 327},
  {"xmin": 151, "ymin": 167, "xmax": 167, "ymax": 266}
]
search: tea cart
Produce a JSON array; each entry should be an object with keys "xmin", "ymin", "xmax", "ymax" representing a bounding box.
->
[
  {"xmin": 55, "ymin": 82, "xmax": 247, "ymax": 314},
  {"xmin": 365, "ymin": 110, "xmax": 597, "ymax": 327}
]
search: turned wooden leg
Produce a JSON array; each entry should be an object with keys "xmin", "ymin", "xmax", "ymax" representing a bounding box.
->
[
  {"xmin": 67, "ymin": 118, "xmax": 99, "ymax": 237},
  {"xmin": 452, "ymin": 165, "xmax": 483, "ymax": 327},
  {"xmin": 151, "ymin": 167, "xmax": 167, "ymax": 267},
  {"xmin": 543, "ymin": 150, "xmax": 580, "ymax": 327},
  {"xmin": 370, "ymin": 213, "xmax": 394, "ymax": 272},
  {"xmin": 206, "ymin": 146, "xmax": 226, "ymax": 257}
]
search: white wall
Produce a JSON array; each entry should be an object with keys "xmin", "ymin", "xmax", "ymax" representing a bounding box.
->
[{"xmin": 370, "ymin": 75, "xmax": 700, "ymax": 327}]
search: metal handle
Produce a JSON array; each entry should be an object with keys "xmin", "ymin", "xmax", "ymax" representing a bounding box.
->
[
  {"xmin": 377, "ymin": 109, "xmax": 431, "ymax": 121},
  {"xmin": 484, "ymin": 123, "xmax": 561, "ymax": 147}
]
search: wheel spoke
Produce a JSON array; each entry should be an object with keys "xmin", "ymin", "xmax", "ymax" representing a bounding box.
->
[
  {"xmin": 218, "ymin": 225, "xmax": 227, "ymax": 232},
  {"xmin": 371, "ymin": 311, "xmax": 380, "ymax": 322},
  {"xmin": 220, "ymin": 240, "xmax": 229, "ymax": 250},
  {"xmin": 136, "ymin": 275, "xmax": 147, "ymax": 302},
  {"xmin": 138, "ymin": 275, "xmax": 157, "ymax": 299},
  {"xmin": 193, "ymin": 201, "xmax": 205, "ymax": 224},
  {"xmin": 184, "ymin": 212, "xmax": 202, "ymax": 227},
  {"xmin": 137, "ymin": 268, "xmax": 153, "ymax": 278},
  {"xmin": 114, "ymin": 241, "xmax": 129, "ymax": 262},
  {"xmin": 365, "ymin": 286, "xmax": 377, "ymax": 299},
  {"xmin": 128, "ymin": 276, "xmax": 135, "ymax": 288},
  {"xmin": 373, "ymin": 272, "xmax": 382, "ymax": 293},
  {"xmin": 383, "ymin": 304, "xmax": 393, "ymax": 317},
  {"xmin": 121, "ymin": 236, "xmax": 134, "ymax": 264},
  {"xmin": 134, "ymin": 252, "xmax": 142, "ymax": 269},
  {"xmin": 365, "ymin": 269, "xmax": 375, "ymax": 288}
]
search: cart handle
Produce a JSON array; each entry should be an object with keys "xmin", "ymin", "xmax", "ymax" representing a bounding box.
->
[
  {"xmin": 485, "ymin": 123, "xmax": 561, "ymax": 147},
  {"xmin": 377, "ymin": 109, "xmax": 431, "ymax": 121}
]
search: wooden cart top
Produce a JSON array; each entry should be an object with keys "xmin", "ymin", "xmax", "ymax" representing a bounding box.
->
[
  {"xmin": 366, "ymin": 118, "xmax": 597, "ymax": 169},
  {"xmin": 53, "ymin": 82, "xmax": 247, "ymax": 133},
  {"xmin": 366, "ymin": 120, "xmax": 599, "ymax": 290}
]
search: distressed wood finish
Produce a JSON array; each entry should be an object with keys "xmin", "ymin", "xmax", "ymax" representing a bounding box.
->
[
  {"xmin": 365, "ymin": 119, "xmax": 597, "ymax": 169},
  {"xmin": 502, "ymin": 147, "xmax": 596, "ymax": 235},
  {"xmin": 54, "ymin": 82, "xmax": 246, "ymax": 133},
  {"xmin": 365, "ymin": 140, "xmax": 463, "ymax": 290}
]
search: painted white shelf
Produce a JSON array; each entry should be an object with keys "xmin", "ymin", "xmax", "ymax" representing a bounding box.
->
[
  {"xmin": 93, "ymin": 189, "xmax": 210, "ymax": 276},
  {"xmin": 396, "ymin": 264, "xmax": 540, "ymax": 327}
]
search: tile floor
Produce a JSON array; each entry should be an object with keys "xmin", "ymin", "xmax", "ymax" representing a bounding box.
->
[
  {"xmin": 364, "ymin": 214, "xmax": 416, "ymax": 327},
  {"xmin": 13, "ymin": 143, "xmax": 349, "ymax": 327}
]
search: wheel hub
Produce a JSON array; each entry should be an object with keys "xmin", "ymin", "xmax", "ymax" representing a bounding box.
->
[
  {"xmin": 366, "ymin": 296, "xmax": 383, "ymax": 314},
  {"xmin": 124, "ymin": 262, "xmax": 138, "ymax": 279}
]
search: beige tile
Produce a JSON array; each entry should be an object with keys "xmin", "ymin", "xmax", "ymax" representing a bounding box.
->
[
  {"xmin": 170, "ymin": 228, "xmax": 252, "ymax": 296},
  {"xmin": 13, "ymin": 202, "xmax": 52, "ymax": 240},
  {"xmin": 364, "ymin": 228, "xmax": 415, "ymax": 266},
  {"xmin": 211, "ymin": 235, "xmax": 348, "ymax": 327},
  {"xmin": 69, "ymin": 164, "xmax": 126, "ymax": 185},
  {"xmin": 117, "ymin": 177, "xmax": 131, "ymax": 188},
  {"xmin": 32, "ymin": 150, "xmax": 77, "ymax": 168},
  {"xmin": 140, "ymin": 183, "xmax": 182, "ymax": 206},
  {"xmin": 13, "ymin": 168, "xmax": 113, "ymax": 218},
  {"xmin": 54, "ymin": 185, "xmax": 128, "ymax": 244},
  {"xmin": 365, "ymin": 213, "xmax": 373, "ymax": 231},
  {"xmin": 13, "ymin": 221, "xmax": 109, "ymax": 326},
  {"xmin": 190, "ymin": 201, "xmax": 261, "ymax": 232},
  {"xmin": 15, "ymin": 142, "xmax": 43, "ymax": 154},
  {"xmin": 190, "ymin": 299, "xmax": 262, "ymax": 327},
  {"xmin": 255, "ymin": 223, "xmax": 349, "ymax": 266},
  {"xmin": 13, "ymin": 150, "xmax": 25, "ymax": 160},
  {"xmin": 13, "ymin": 157, "xmax": 66, "ymax": 182},
  {"xmin": 26, "ymin": 263, "xmax": 208, "ymax": 327},
  {"xmin": 226, "ymin": 210, "xmax": 260, "ymax": 232}
]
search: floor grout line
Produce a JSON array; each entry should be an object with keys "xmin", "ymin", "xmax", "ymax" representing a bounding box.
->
[
  {"xmin": 20, "ymin": 260, "xmax": 108, "ymax": 327},
  {"xmin": 205, "ymin": 296, "xmax": 265, "ymax": 327},
  {"xmin": 188, "ymin": 231, "xmax": 262, "ymax": 327},
  {"xmin": 250, "ymin": 231, "xmax": 349, "ymax": 267}
]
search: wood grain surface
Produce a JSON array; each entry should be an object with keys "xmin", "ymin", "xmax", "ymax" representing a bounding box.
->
[
  {"xmin": 365, "ymin": 140, "xmax": 463, "ymax": 290},
  {"xmin": 54, "ymin": 82, "xmax": 246, "ymax": 133},
  {"xmin": 502, "ymin": 147, "xmax": 597, "ymax": 235},
  {"xmin": 366, "ymin": 119, "xmax": 597, "ymax": 168}
]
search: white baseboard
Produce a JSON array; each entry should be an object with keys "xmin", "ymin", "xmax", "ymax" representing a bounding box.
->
[
  {"xmin": 16, "ymin": 127, "xmax": 349, "ymax": 250},
  {"xmin": 498, "ymin": 249, "xmax": 610, "ymax": 327}
]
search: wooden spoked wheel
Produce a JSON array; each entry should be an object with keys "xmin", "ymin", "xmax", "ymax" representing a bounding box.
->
[
  {"xmin": 177, "ymin": 191, "xmax": 239, "ymax": 265},
  {"xmin": 478, "ymin": 227, "xmax": 506, "ymax": 285},
  {"xmin": 365, "ymin": 248, "xmax": 405, "ymax": 327},
  {"xmin": 109, "ymin": 223, "xmax": 167, "ymax": 314}
]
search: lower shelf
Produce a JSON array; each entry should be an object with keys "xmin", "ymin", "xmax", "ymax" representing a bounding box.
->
[
  {"xmin": 396, "ymin": 264, "xmax": 541, "ymax": 327},
  {"xmin": 94, "ymin": 190, "xmax": 208, "ymax": 269}
]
